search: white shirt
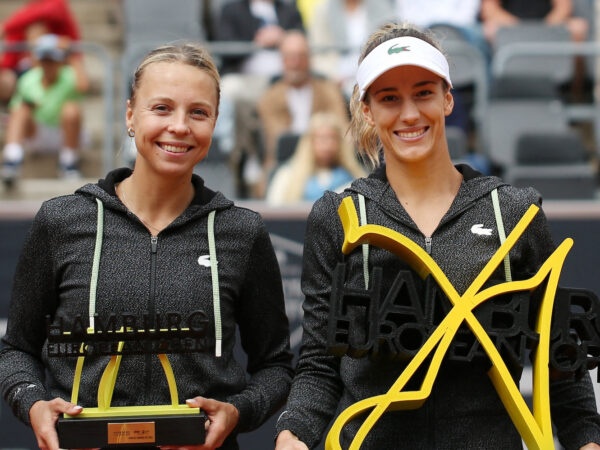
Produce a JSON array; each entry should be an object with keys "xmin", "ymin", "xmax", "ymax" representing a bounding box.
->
[{"xmin": 395, "ymin": 0, "xmax": 481, "ymax": 28}]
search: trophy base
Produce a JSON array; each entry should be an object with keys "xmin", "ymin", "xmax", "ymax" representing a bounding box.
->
[{"xmin": 57, "ymin": 411, "xmax": 207, "ymax": 447}]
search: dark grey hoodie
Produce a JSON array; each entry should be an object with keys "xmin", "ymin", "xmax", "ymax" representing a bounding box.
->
[
  {"xmin": 0, "ymin": 168, "xmax": 293, "ymax": 449},
  {"xmin": 277, "ymin": 164, "xmax": 600, "ymax": 449}
]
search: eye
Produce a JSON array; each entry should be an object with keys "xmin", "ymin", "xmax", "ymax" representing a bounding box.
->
[
  {"xmin": 379, "ymin": 94, "xmax": 399, "ymax": 103},
  {"xmin": 415, "ymin": 89, "xmax": 433, "ymax": 98},
  {"xmin": 191, "ymin": 108, "xmax": 209, "ymax": 119},
  {"xmin": 153, "ymin": 104, "xmax": 170, "ymax": 113}
]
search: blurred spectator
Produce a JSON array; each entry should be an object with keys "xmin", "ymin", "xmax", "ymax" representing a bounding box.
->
[
  {"xmin": 0, "ymin": 0, "xmax": 86, "ymax": 104},
  {"xmin": 480, "ymin": 0, "xmax": 589, "ymax": 99},
  {"xmin": 393, "ymin": 0, "xmax": 488, "ymax": 58},
  {"xmin": 256, "ymin": 30, "xmax": 349, "ymax": 198},
  {"xmin": 480, "ymin": 0, "xmax": 588, "ymax": 44},
  {"xmin": 1, "ymin": 34, "xmax": 87, "ymax": 187},
  {"xmin": 216, "ymin": 0, "xmax": 304, "ymax": 77},
  {"xmin": 308, "ymin": 0, "xmax": 391, "ymax": 99},
  {"xmin": 213, "ymin": 0, "xmax": 304, "ymax": 198},
  {"xmin": 266, "ymin": 112, "xmax": 365, "ymax": 205}
]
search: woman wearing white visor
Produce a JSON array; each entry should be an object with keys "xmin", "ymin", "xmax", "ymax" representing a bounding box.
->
[{"xmin": 274, "ymin": 22, "xmax": 600, "ymax": 449}]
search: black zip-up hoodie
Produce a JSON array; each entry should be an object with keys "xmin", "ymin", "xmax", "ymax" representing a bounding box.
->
[
  {"xmin": 0, "ymin": 168, "xmax": 293, "ymax": 448},
  {"xmin": 277, "ymin": 164, "xmax": 600, "ymax": 449}
]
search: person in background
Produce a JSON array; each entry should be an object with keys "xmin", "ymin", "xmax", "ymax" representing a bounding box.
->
[
  {"xmin": 480, "ymin": 0, "xmax": 589, "ymax": 99},
  {"xmin": 480, "ymin": 0, "xmax": 587, "ymax": 44},
  {"xmin": 214, "ymin": 0, "xmax": 305, "ymax": 197},
  {"xmin": 266, "ymin": 111, "xmax": 366, "ymax": 205},
  {"xmin": 393, "ymin": 0, "xmax": 485, "ymax": 51},
  {"xmin": 256, "ymin": 30, "xmax": 349, "ymax": 198},
  {"xmin": 308, "ymin": 0, "xmax": 391, "ymax": 99},
  {"xmin": 0, "ymin": 41, "xmax": 293, "ymax": 450},
  {"xmin": 274, "ymin": 21, "xmax": 600, "ymax": 449},
  {"xmin": 0, "ymin": 0, "xmax": 85, "ymax": 104},
  {"xmin": 1, "ymin": 33, "xmax": 88, "ymax": 187},
  {"xmin": 216, "ymin": 0, "xmax": 304, "ymax": 77}
]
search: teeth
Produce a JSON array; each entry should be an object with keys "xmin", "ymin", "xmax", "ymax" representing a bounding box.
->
[
  {"xmin": 398, "ymin": 130, "xmax": 424, "ymax": 139},
  {"xmin": 162, "ymin": 144, "xmax": 188, "ymax": 153}
]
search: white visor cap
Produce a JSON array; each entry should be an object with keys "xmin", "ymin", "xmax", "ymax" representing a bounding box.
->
[{"xmin": 356, "ymin": 36, "xmax": 452, "ymax": 100}]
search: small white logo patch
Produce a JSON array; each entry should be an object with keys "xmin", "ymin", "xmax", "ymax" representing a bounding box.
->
[
  {"xmin": 471, "ymin": 224, "xmax": 493, "ymax": 236},
  {"xmin": 197, "ymin": 255, "xmax": 211, "ymax": 267}
]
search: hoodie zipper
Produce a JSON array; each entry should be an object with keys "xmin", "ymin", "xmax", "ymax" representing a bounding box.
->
[
  {"xmin": 144, "ymin": 235, "xmax": 158, "ymax": 402},
  {"xmin": 425, "ymin": 236, "xmax": 432, "ymax": 254}
]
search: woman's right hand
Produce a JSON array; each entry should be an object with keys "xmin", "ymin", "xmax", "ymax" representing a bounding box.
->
[
  {"xmin": 29, "ymin": 398, "xmax": 82, "ymax": 450},
  {"xmin": 275, "ymin": 430, "xmax": 309, "ymax": 450}
]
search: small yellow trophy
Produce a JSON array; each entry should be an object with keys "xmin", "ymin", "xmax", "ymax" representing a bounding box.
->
[{"xmin": 56, "ymin": 327, "xmax": 207, "ymax": 447}]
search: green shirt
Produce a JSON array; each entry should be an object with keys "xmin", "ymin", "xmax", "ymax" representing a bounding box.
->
[{"xmin": 10, "ymin": 65, "xmax": 81, "ymax": 127}]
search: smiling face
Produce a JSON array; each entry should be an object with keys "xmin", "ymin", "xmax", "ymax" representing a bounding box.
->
[
  {"xmin": 126, "ymin": 60, "xmax": 218, "ymax": 179},
  {"xmin": 361, "ymin": 65, "xmax": 453, "ymax": 166}
]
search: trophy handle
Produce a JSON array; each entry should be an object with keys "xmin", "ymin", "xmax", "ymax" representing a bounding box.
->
[
  {"xmin": 97, "ymin": 341, "xmax": 125, "ymax": 410},
  {"xmin": 69, "ymin": 337, "xmax": 181, "ymax": 410},
  {"xmin": 158, "ymin": 353, "xmax": 180, "ymax": 407}
]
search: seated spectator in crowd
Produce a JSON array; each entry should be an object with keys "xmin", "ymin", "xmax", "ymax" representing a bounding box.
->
[
  {"xmin": 217, "ymin": 0, "xmax": 305, "ymax": 77},
  {"xmin": 480, "ymin": 0, "xmax": 587, "ymax": 44},
  {"xmin": 1, "ymin": 34, "xmax": 87, "ymax": 187},
  {"xmin": 256, "ymin": 30, "xmax": 349, "ymax": 198},
  {"xmin": 0, "ymin": 0, "xmax": 86, "ymax": 104},
  {"xmin": 266, "ymin": 112, "xmax": 365, "ymax": 205},
  {"xmin": 308, "ymin": 0, "xmax": 390, "ymax": 99},
  {"xmin": 393, "ymin": 0, "xmax": 488, "ymax": 58},
  {"xmin": 480, "ymin": 0, "xmax": 589, "ymax": 98},
  {"xmin": 214, "ymin": 0, "xmax": 305, "ymax": 197}
]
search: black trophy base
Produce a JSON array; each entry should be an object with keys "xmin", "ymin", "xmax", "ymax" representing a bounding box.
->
[{"xmin": 57, "ymin": 412, "xmax": 207, "ymax": 448}]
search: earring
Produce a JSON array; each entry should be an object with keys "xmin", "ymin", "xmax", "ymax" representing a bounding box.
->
[{"xmin": 127, "ymin": 127, "xmax": 135, "ymax": 138}]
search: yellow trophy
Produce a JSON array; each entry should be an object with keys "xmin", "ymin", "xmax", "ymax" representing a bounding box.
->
[{"xmin": 55, "ymin": 326, "xmax": 207, "ymax": 447}]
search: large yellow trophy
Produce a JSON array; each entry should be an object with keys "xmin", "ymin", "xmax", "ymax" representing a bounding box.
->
[
  {"xmin": 55, "ymin": 326, "xmax": 207, "ymax": 447},
  {"xmin": 325, "ymin": 197, "xmax": 576, "ymax": 450}
]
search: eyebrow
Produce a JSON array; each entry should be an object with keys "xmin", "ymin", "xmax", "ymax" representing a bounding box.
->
[{"xmin": 372, "ymin": 79, "xmax": 438, "ymax": 97}]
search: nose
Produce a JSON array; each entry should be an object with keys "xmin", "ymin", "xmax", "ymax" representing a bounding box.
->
[
  {"xmin": 399, "ymin": 99, "xmax": 420, "ymax": 124},
  {"xmin": 168, "ymin": 113, "xmax": 191, "ymax": 135}
]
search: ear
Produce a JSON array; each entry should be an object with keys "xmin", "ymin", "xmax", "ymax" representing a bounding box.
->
[
  {"xmin": 362, "ymin": 101, "xmax": 375, "ymax": 127},
  {"xmin": 444, "ymin": 91, "xmax": 454, "ymax": 117},
  {"xmin": 125, "ymin": 99, "xmax": 133, "ymax": 129}
]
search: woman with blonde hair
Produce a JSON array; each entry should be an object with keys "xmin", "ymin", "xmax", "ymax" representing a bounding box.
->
[
  {"xmin": 266, "ymin": 111, "xmax": 366, "ymax": 204},
  {"xmin": 275, "ymin": 21, "xmax": 600, "ymax": 449}
]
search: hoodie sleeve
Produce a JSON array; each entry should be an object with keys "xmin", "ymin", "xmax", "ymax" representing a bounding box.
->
[
  {"xmin": 226, "ymin": 217, "xmax": 294, "ymax": 432},
  {"xmin": 0, "ymin": 204, "xmax": 57, "ymax": 424},
  {"xmin": 275, "ymin": 192, "xmax": 346, "ymax": 448}
]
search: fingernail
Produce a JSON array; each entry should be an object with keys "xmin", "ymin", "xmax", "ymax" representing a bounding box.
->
[{"xmin": 73, "ymin": 405, "xmax": 83, "ymax": 411}]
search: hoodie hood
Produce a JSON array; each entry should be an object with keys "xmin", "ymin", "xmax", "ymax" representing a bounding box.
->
[
  {"xmin": 343, "ymin": 163, "xmax": 511, "ymax": 230},
  {"xmin": 75, "ymin": 167, "xmax": 235, "ymax": 220}
]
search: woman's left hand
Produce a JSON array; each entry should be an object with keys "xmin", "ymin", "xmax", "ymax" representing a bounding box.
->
[{"xmin": 160, "ymin": 397, "xmax": 239, "ymax": 450}]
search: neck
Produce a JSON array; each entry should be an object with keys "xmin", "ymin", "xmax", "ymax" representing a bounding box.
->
[
  {"xmin": 386, "ymin": 157, "xmax": 461, "ymax": 204},
  {"xmin": 117, "ymin": 172, "xmax": 195, "ymax": 235}
]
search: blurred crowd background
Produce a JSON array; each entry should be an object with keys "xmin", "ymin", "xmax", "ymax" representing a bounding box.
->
[{"xmin": 0, "ymin": 0, "xmax": 599, "ymax": 204}]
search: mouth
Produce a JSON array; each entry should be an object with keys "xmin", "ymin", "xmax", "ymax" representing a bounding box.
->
[
  {"xmin": 159, "ymin": 143, "xmax": 192, "ymax": 154},
  {"xmin": 395, "ymin": 127, "xmax": 428, "ymax": 140}
]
